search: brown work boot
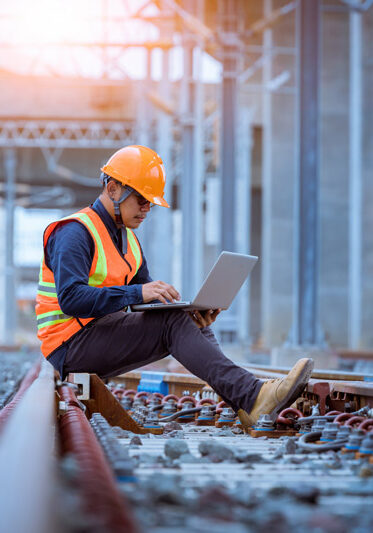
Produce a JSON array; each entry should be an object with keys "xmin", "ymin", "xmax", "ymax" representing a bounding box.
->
[{"xmin": 238, "ymin": 358, "xmax": 314, "ymax": 429}]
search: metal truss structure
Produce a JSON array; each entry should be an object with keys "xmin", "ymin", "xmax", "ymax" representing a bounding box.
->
[
  {"xmin": 0, "ymin": 0, "xmax": 370, "ymax": 349},
  {"xmin": 0, "ymin": 120, "xmax": 137, "ymax": 149}
]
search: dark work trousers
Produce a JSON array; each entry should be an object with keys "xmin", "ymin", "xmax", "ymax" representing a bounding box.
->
[{"xmin": 62, "ymin": 309, "xmax": 264, "ymax": 414}]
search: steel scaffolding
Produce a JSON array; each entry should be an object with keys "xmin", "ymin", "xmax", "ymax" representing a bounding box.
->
[{"xmin": 0, "ymin": 0, "xmax": 369, "ymax": 351}]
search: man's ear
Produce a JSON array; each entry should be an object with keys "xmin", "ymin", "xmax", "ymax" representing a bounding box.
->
[{"xmin": 106, "ymin": 179, "xmax": 119, "ymax": 199}]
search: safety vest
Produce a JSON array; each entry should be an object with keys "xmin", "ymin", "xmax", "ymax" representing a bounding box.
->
[{"xmin": 35, "ymin": 206, "xmax": 143, "ymax": 358}]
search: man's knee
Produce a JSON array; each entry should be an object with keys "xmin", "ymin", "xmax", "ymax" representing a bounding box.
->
[{"xmin": 149, "ymin": 309, "xmax": 192, "ymax": 330}]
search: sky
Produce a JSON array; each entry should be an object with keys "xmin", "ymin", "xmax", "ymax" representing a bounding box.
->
[{"xmin": 0, "ymin": 0, "xmax": 221, "ymax": 82}]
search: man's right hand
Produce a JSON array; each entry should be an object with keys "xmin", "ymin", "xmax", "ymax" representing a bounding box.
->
[{"xmin": 142, "ymin": 281, "xmax": 181, "ymax": 304}]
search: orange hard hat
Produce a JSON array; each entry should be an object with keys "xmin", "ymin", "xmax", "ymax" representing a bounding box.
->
[{"xmin": 101, "ymin": 145, "xmax": 169, "ymax": 208}]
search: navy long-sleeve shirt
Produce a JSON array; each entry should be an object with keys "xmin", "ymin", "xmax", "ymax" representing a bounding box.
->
[{"xmin": 45, "ymin": 198, "xmax": 152, "ymax": 371}]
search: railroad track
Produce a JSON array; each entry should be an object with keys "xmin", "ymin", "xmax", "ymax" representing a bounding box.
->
[{"xmin": 0, "ymin": 357, "xmax": 373, "ymax": 532}]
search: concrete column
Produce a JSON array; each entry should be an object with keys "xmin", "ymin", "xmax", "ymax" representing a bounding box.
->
[
  {"xmin": 235, "ymin": 108, "xmax": 253, "ymax": 343},
  {"xmin": 292, "ymin": 0, "xmax": 321, "ymax": 345},
  {"xmin": 0, "ymin": 206, "xmax": 4, "ymax": 345},
  {"xmin": 348, "ymin": 11, "xmax": 363, "ymax": 349},
  {"xmin": 136, "ymin": 48, "xmax": 153, "ymax": 253},
  {"xmin": 213, "ymin": 0, "xmax": 240, "ymax": 343},
  {"xmin": 261, "ymin": 0, "xmax": 274, "ymax": 346},
  {"xmin": 220, "ymin": 0, "xmax": 238, "ymax": 253},
  {"xmin": 3, "ymin": 148, "xmax": 17, "ymax": 346},
  {"xmin": 150, "ymin": 49, "xmax": 173, "ymax": 283},
  {"xmin": 180, "ymin": 0, "xmax": 203, "ymax": 299}
]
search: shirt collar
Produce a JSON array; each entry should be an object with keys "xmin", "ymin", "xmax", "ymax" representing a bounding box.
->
[{"xmin": 91, "ymin": 198, "xmax": 119, "ymax": 242}]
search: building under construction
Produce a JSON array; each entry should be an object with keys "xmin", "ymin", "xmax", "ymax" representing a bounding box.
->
[
  {"xmin": 0, "ymin": 0, "xmax": 372, "ymax": 355},
  {"xmin": 0, "ymin": 1, "xmax": 373, "ymax": 531}
]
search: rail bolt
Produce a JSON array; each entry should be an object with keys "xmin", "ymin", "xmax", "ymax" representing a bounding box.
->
[
  {"xmin": 123, "ymin": 389, "xmax": 137, "ymax": 397},
  {"xmin": 178, "ymin": 401, "xmax": 196, "ymax": 422},
  {"xmin": 162, "ymin": 394, "xmax": 179, "ymax": 404},
  {"xmin": 311, "ymin": 418, "xmax": 327, "ymax": 432},
  {"xmin": 345, "ymin": 416, "xmax": 366, "ymax": 428},
  {"xmin": 197, "ymin": 398, "xmax": 216, "ymax": 408},
  {"xmin": 334, "ymin": 413, "xmax": 354, "ymax": 425},
  {"xmin": 255, "ymin": 414, "xmax": 275, "ymax": 431},
  {"xmin": 215, "ymin": 401, "xmax": 228, "ymax": 414},
  {"xmin": 343, "ymin": 429, "xmax": 367, "ymax": 452},
  {"xmin": 320, "ymin": 422, "xmax": 340, "ymax": 442},
  {"xmin": 113, "ymin": 387, "xmax": 126, "ymax": 400},
  {"xmin": 277, "ymin": 407, "xmax": 303, "ymax": 428},
  {"xmin": 216, "ymin": 407, "xmax": 236, "ymax": 427},
  {"xmin": 151, "ymin": 392, "xmax": 164, "ymax": 401},
  {"xmin": 134, "ymin": 391, "xmax": 150, "ymax": 404},
  {"xmin": 336, "ymin": 424, "xmax": 352, "ymax": 440},
  {"xmin": 121, "ymin": 396, "xmax": 133, "ymax": 411},
  {"xmin": 159, "ymin": 400, "xmax": 178, "ymax": 418},
  {"xmin": 177, "ymin": 396, "xmax": 197, "ymax": 409},
  {"xmin": 143, "ymin": 411, "xmax": 161, "ymax": 429},
  {"xmin": 196, "ymin": 405, "xmax": 216, "ymax": 425},
  {"xmin": 358, "ymin": 419, "xmax": 373, "ymax": 432},
  {"xmin": 358, "ymin": 433, "xmax": 373, "ymax": 456}
]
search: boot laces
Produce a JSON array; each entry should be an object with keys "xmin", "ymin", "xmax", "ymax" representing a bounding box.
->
[{"xmin": 265, "ymin": 378, "xmax": 282, "ymax": 385}]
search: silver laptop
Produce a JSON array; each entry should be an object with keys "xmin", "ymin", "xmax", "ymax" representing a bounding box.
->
[{"xmin": 131, "ymin": 251, "xmax": 258, "ymax": 312}]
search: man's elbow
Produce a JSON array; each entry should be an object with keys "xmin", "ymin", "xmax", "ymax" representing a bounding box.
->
[
  {"xmin": 58, "ymin": 298, "xmax": 79, "ymax": 317},
  {"xmin": 58, "ymin": 288, "xmax": 84, "ymax": 317}
]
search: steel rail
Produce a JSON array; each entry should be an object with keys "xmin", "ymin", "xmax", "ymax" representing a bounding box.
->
[
  {"xmin": 0, "ymin": 360, "xmax": 57, "ymax": 533},
  {"xmin": 243, "ymin": 364, "xmax": 373, "ymax": 382},
  {"xmin": 0, "ymin": 359, "xmax": 41, "ymax": 434},
  {"xmin": 58, "ymin": 384, "xmax": 140, "ymax": 533},
  {"xmin": 117, "ymin": 367, "xmax": 373, "ymax": 415}
]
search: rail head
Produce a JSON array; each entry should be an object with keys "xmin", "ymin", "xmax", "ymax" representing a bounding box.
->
[{"xmin": 0, "ymin": 360, "xmax": 57, "ymax": 533}]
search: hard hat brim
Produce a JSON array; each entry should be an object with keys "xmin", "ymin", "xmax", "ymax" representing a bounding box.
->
[
  {"xmin": 101, "ymin": 165, "xmax": 170, "ymax": 208},
  {"xmin": 150, "ymin": 196, "xmax": 170, "ymax": 208}
]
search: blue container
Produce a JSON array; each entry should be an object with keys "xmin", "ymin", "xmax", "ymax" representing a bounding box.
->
[{"xmin": 137, "ymin": 371, "xmax": 169, "ymax": 396}]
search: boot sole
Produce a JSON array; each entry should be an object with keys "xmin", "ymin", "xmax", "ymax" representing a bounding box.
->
[{"xmin": 267, "ymin": 358, "xmax": 314, "ymax": 422}]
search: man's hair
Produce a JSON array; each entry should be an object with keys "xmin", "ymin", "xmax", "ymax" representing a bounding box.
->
[{"xmin": 101, "ymin": 172, "xmax": 121, "ymax": 191}]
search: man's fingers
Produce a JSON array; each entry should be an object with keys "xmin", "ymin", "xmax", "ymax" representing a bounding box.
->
[
  {"xmin": 189, "ymin": 311, "xmax": 205, "ymax": 329},
  {"xmin": 156, "ymin": 289, "xmax": 174, "ymax": 303},
  {"xmin": 211, "ymin": 308, "xmax": 221, "ymax": 319},
  {"xmin": 157, "ymin": 293, "xmax": 168, "ymax": 304},
  {"xmin": 194, "ymin": 311, "xmax": 207, "ymax": 328},
  {"xmin": 155, "ymin": 281, "xmax": 180, "ymax": 301}
]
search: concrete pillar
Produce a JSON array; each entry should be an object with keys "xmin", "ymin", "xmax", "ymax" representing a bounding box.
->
[
  {"xmin": 0, "ymin": 206, "xmax": 4, "ymax": 345},
  {"xmin": 3, "ymin": 148, "xmax": 17, "ymax": 346},
  {"xmin": 180, "ymin": 0, "xmax": 203, "ymax": 299},
  {"xmin": 292, "ymin": 0, "xmax": 321, "ymax": 346},
  {"xmin": 214, "ymin": 0, "xmax": 240, "ymax": 343},
  {"xmin": 318, "ymin": 7, "xmax": 350, "ymax": 349},
  {"xmin": 361, "ymin": 7, "xmax": 373, "ymax": 348},
  {"xmin": 235, "ymin": 108, "xmax": 253, "ymax": 343},
  {"xmin": 136, "ymin": 48, "xmax": 153, "ymax": 256},
  {"xmin": 348, "ymin": 11, "xmax": 363, "ymax": 349},
  {"xmin": 220, "ymin": 0, "xmax": 238, "ymax": 253},
  {"xmin": 261, "ymin": 0, "xmax": 274, "ymax": 346},
  {"xmin": 150, "ymin": 49, "xmax": 173, "ymax": 283}
]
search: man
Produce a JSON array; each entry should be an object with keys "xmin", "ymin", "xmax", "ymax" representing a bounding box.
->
[{"xmin": 36, "ymin": 145, "xmax": 313, "ymax": 428}]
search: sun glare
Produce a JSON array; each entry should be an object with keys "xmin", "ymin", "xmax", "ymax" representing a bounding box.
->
[{"xmin": 0, "ymin": 0, "xmax": 161, "ymax": 78}]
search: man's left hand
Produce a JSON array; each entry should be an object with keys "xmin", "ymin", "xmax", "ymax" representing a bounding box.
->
[{"xmin": 188, "ymin": 309, "xmax": 221, "ymax": 329}]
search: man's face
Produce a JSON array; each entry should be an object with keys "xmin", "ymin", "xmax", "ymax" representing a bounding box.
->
[
  {"xmin": 120, "ymin": 192, "xmax": 151, "ymax": 228},
  {"xmin": 106, "ymin": 180, "xmax": 152, "ymax": 228}
]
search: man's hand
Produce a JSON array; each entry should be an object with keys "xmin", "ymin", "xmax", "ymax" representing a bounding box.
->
[
  {"xmin": 188, "ymin": 309, "xmax": 221, "ymax": 329},
  {"xmin": 142, "ymin": 280, "xmax": 181, "ymax": 304}
]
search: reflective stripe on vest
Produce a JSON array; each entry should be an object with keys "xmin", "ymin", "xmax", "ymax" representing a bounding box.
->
[
  {"xmin": 35, "ymin": 207, "xmax": 143, "ymax": 358},
  {"xmin": 127, "ymin": 229, "xmax": 141, "ymax": 272},
  {"xmin": 37, "ymin": 282, "xmax": 57, "ymax": 298},
  {"xmin": 37, "ymin": 310, "xmax": 72, "ymax": 329},
  {"xmin": 61, "ymin": 212, "xmax": 108, "ymax": 285}
]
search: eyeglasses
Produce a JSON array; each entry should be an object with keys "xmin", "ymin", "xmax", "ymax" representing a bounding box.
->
[{"xmin": 132, "ymin": 191, "xmax": 155, "ymax": 208}]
